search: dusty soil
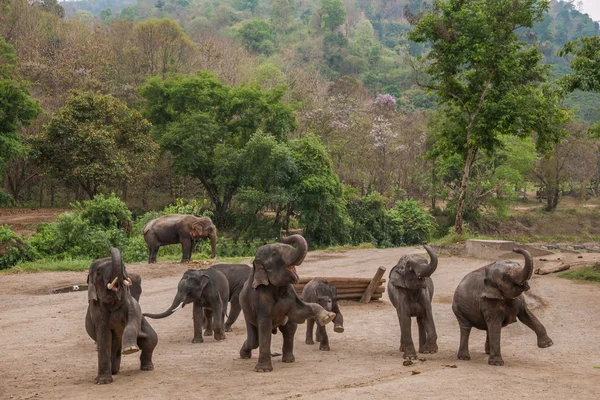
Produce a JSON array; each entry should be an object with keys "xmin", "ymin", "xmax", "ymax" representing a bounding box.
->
[
  {"xmin": 1, "ymin": 247, "xmax": 600, "ymax": 399},
  {"xmin": 0, "ymin": 208, "xmax": 69, "ymax": 236}
]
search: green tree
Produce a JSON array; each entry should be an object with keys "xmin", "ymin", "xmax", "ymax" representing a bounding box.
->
[
  {"xmin": 34, "ymin": 91, "xmax": 158, "ymax": 199},
  {"xmin": 410, "ymin": 0, "xmax": 569, "ymax": 233},
  {"xmin": 320, "ymin": 0, "xmax": 346, "ymax": 32},
  {"xmin": 238, "ymin": 18, "xmax": 275, "ymax": 55},
  {"xmin": 0, "ymin": 35, "xmax": 41, "ymax": 197},
  {"xmin": 139, "ymin": 71, "xmax": 297, "ymax": 220},
  {"xmin": 270, "ymin": 0, "xmax": 296, "ymax": 36}
]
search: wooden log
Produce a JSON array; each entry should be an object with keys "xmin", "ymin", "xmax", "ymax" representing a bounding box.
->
[
  {"xmin": 360, "ymin": 267, "xmax": 387, "ymax": 303},
  {"xmin": 336, "ymin": 287, "xmax": 385, "ymax": 295},
  {"xmin": 337, "ymin": 293, "xmax": 382, "ymax": 300},
  {"xmin": 297, "ymin": 277, "xmax": 386, "ymax": 284},
  {"xmin": 535, "ymin": 262, "xmax": 571, "ymax": 275}
]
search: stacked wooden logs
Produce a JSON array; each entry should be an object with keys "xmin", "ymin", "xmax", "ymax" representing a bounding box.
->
[{"xmin": 293, "ymin": 267, "xmax": 387, "ymax": 302}]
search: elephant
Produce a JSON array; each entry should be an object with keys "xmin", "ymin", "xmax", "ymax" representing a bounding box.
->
[
  {"xmin": 388, "ymin": 245, "xmax": 439, "ymax": 360},
  {"xmin": 85, "ymin": 248, "xmax": 158, "ymax": 384},
  {"xmin": 209, "ymin": 263, "xmax": 252, "ymax": 332},
  {"xmin": 452, "ymin": 248, "xmax": 554, "ymax": 366},
  {"xmin": 143, "ymin": 268, "xmax": 229, "ymax": 343},
  {"xmin": 301, "ymin": 277, "xmax": 344, "ymax": 351},
  {"xmin": 143, "ymin": 214, "xmax": 217, "ymax": 263},
  {"xmin": 239, "ymin": 234, "xmax": 337, "ymax": 372}
]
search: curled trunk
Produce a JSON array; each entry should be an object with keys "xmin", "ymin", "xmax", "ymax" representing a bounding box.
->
[
  {"xmin": 512, "ymin": 248, "xmax": 533, "ymax": 284},
  {"xmin": 415, "ymin": 244, "xmax": 438, "ymax": 278},
  {"xmin": 281, "ymin": 234, "xmax": 308, "ymax": 266},
  {"xmin": 144, "ymin": 293, "xmax": 185, "ymax": 319},
  {"xmin": 110, "ymin": 247, "xmax": 123, "ymax": 283}
]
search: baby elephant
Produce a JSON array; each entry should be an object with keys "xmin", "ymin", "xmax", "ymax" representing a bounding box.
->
[
  {"xmin": 301, "ymin": 278, "xmax": 344, "ymax": 351},
  {"xmin": 452, "ymin": 248, "xmax": 553, "ymax": 366},
  {"xmin": 388, "ymin": 245, "xmax": 438, "ymax": 359}
]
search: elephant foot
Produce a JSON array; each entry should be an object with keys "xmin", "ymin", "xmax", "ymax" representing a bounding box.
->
[
  {"xmin": 315, "ymin": 332, "xmax": 323, "ymax": 343},
  {"xmin": 121, "ymin": 345, "xmax": 139, "ymax": 355},
  {"xmin": 204, "ymin": 330, "xmax": 213, "ymax": 337},
  {"xmin": 192, "ymin": 337, "xmax": 204, "ymax": 343},
  {"xmin": 538, "ymin": 336, "xmax": 553, "ymax": 348},
  {"xmin": 400, "ymin": 344, "xmax": 405, "ymax": 352},
  {"xmin": 317, "ymin": 311, "xmax": 336, "ymax": 326},
  {"xmin": 95, "ymin": 374, "xmax": 113, "ymax": 385},
  {"xmin": 457, "ymin": 351, "xmax": 471, "ymax": 360},
  {"xmin": 403, "ymin": 347, "xmax": 417, "ymax": 360},
  {"xmin": 488, "ymin": 356, "xmax": 504, "ymax": 366},
  {"xmin": 305, "ymin": 338, "xmax": 314, "ymax": 345},
  {"xmin": 282, "ymin": 354, "xmax": 295, "ymax": 363},
  {"xmin": 419, "ymin": 343, "xmax": 438, "ymax": 354},
  {"xmin": 319, "ymin": 344, "xmax": 330, "ymax": 351},
  {"xmin": 254, "ymin": 362, "xmax": 273, "ymax": 372},
  {"xmin": 214, "ymin": 331, "xmax": 226, "ymax": 341},
  {"xmin": 141, "ymin": 362, "xmax": 154, "ymax": 371},
  {"xmin": 224, "ymin": 325, "xmax": 232, "ymax": 333},
  {"xmin": 334, "ymin": 323, "xmax": 344, "ymax": 333},
  {"xmin": 240, "ymin": 349, "xmax": 252, "ymax": 359}
]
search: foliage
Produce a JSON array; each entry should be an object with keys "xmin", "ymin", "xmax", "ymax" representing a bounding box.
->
[
  {"xmin": 73, "ymin": 193, "xmax": 132, "ymax": 229},
  {"xmin": 346, "ymin": 191, "xmax": 393, "ymax": 246},
  {"xmin": 237, "ymin": 18, "xmax": 275, "ymax": 55},
  {"xmin": 320, "ymin": 0, "xmax": 346, "ymax": 32},
  {"xmin": 558, "ymin": 264, "xmax": 600, "ymax": 283},
  {"xmin": 0, "ymin": 225, "xmax": 34, "ymax": 269},
  {"xmin": 33, "ymin": 91, "xmax": 158, "ymax": 199},
  {"xmin": 387, "ymin": 199, "xmax": 435, "ymax": 245}
]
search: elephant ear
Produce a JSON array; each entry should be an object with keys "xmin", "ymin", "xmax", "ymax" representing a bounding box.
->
[
  {"xmin": 482, "ymin": 266, "xmax": 504, "ymax": 300},
  {"xmin": 389, "ymin": 264, "xmax": 407, "ymax": 288},
  {"xmin": 252, "ymin": 262, "xmax": 270, "ymax": 289},
  {"xmin": 86, "ymin": 272, "xmax": 97, "ymax": 301}
]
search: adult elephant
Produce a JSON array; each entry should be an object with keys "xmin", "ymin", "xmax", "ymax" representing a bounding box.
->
[
  {"xmin": 210, "ymin": 263, "xmax": 252, "ymax": 332},
  {"xmin": 144, "ymin": 268, "xmax": 229, "ymax": 343},
  {"xmin": 239, "ymin": 234, "xmax": 336, "ymax": 372},
  {"xmin": 388, "ymin": 245, "xmax": 438, "ymax": 360},
  {"xmin": 143, "ymin": 214, "xmax": 217, "ymax": 263},
  {"xmin": 452, "ymin": 248, "xmax": 553, "ymax": 366},
  {"xmin": 85, "ymin": 248, "xmax": 158, "ymax": 384}
]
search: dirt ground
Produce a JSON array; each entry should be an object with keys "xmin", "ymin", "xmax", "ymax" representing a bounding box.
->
[
  {"xmin": 0, "ymin": 208, "xmax": 69, "ymax": 236},
  {"xmin": 1, "ymin": 247, "xmax": 599, "ymax": 400}
]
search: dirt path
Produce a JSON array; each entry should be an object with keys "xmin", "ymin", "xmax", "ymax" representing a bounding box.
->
[
  {"xmin": 0, "ymin": 208, "xmax": 69, "ymax": 236},
  {"xmin": 1, "ymin": 247, "xmax": 599, "ymax": 399}
]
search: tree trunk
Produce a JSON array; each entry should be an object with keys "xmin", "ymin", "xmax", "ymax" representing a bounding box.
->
[
  {"xmin": 431, "ymin": 160, "xmax": 437, "ymax": 210},
  {"xmin": 454, "ymin": 145, "xmax": 477, "ymax": 235}
]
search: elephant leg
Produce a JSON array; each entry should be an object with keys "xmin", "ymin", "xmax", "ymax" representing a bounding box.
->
[
  {"xmin": 95, "ymin": 325, "xmax": 113, "ymax": 384},
  {"xmin": 288, "ymin": 298, "xmax": 335, "ymax": 326},
  {"xmin": 138, "ymin": 318, "xmax": 157, "ymax": 371},
  {"xmin": 397, "ymin": 310, "xmax": 416, "ymax": 359},
  {"xmin": 305, "ymin": 317, "xmax": 315, "ymax": 345},
  {"xmin": 417, "ymin": 317, "xmax": 427, "ymax": 351},
  {"xmin": 279, "ymin": 321, "xmax": 297, "ymax": 363},
  {"xmin": 181, "ymin": 238, "xmax": 192, "ymax": 262},
  {"xmin": 486, "ymin": 320, "xmax": 504, "ymax": 366},
  {"xmin": 420, "ymin": 303, "xmax": 438, "ymax": 354},
  {"xmin": 457, "ymin": 324, "xmax": 472, "ymax": 361},
  {"xmin": 332, "ymin": 303, "xmax": 344, "ymax": 333},
  {"xmin": 255, "ymin": 316, "xmax": 274, "ymax": 372},
  {"xmin": 148, "ymin": 244, "xmax": 159, "ymax": 264},
  {"xmin": 122, "ymin": 321, "xmax": 140, "ymax": 355},
  {"xmin": 211, "ymin": 301, "xmax": 225, "ymax": 341},
  {"xmin": 224, "ymin": 290, "xmax": 242, "ymax": 332},
  {"xmin": 517, "ymin": 307, "xmax": 553, "ymax": 348},
  {"xmin": 192, "ymin": 303, "xmax": 204, "ymax": 343},
  {"xmin": 240, "ymin": 320, "xmax": 258, "ymax": 359},
  {"xmin": 316, "ymin": 325, "xmax": 330, "ymax": 351},
  {"xmin": 204, "ymin": 308, "xmax": 214, "ymax": 337},
  {"xmin": 485, "ymin": 332, "xmax": 490, "ymax": 355},
  {"xmin": 111, "ymin": 332, "xmax": 122, "ymax": 375}
]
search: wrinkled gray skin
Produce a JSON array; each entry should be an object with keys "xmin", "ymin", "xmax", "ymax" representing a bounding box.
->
[
  {"xmin": 302, "ymin": 278, "xmax": 344, "ymax": 351},
  {"xmin": 85, "ymin": 248, "xmax": 158, "ymax": 384},
  {"xmin": 388, "ymin": 245, "xmax": 439, "ymax": 359},
  {"xmin": 143, "ymin": 214, "xmax": 217, "ymax": 263},
  {"xmin": 239, "ymin": 235, "xmax": 337, "ymax": 372},
  {"xmin": 452, "ymin": 248, "xmax": 554, "ymax": 366},
  {"xmin": 144, "ymin": 269, "xmax": 229, "ymax": 343},
  {"xmin": 209, "ymin": 263, "xmax": 251, "ymax": 332}
]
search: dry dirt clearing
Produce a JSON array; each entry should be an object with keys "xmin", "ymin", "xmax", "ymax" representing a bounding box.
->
[{"xmin": 1, "ymin": 247, "xmax": 599, "ymax": 399}]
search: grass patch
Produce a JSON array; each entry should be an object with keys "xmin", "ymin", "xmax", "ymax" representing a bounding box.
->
[{"xmin": 558, "ymin": 264, "xmax": 600, "ymax": 283}]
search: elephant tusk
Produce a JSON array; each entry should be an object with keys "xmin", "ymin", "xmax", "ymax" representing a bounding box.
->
[
  {"xmin": 172, "ymin": 302, "xmax": 184, "ymax": 313},
  {"xmin": 123, "ymin": 278, "xmax": 133, "ymax": 286},
  {"xmin": 107, "ymin": 277, "xmax": 118, "ymax": 290}
]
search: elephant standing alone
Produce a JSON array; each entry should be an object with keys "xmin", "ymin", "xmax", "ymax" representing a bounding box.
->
[{"xmin": 143, "ymin": 214, "xmax": 217, "ymax": 263}]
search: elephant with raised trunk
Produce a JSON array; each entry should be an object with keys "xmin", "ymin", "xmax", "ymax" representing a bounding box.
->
[
  {"xmin": 143, "ymin": 214, "xmax": 217, "ymax": 263},
  {"xmin": 302, "ymin": 278, "xmax": 344, "ymax": 351},
  {"xmin": 452, "ymin": 248, "xmax": 553, "ymax": 366},
  {"xmin": 144, "ymin": 269, "xmax": 229, "ymax": 343},
  {"xmin": 85, "ymin": 248, "xmax": 158, "ymax": 384},
  {"xmin": 239, "ymin": 234, "xmax": 337, "ymax": 372},
  {"xmin": 388, "ymin": 245, "xmax": 439, "ymax": 360}
]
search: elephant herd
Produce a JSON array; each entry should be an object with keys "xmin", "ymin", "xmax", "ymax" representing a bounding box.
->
[{"xmin": 85, "ymin": 218, "xmax": 553, "ymax": 384}]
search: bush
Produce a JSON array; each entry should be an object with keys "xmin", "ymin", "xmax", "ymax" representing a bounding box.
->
[
  {"xmin": 347, "ymin": 192, "xmax": 390, "ymax": 246},
  {"xmin": 386, "ymin": 199, "xmax": 435, "ymax": 245},
  {"xmin": 0, "ymin": 225, "xmax": 34, "ymax": 269},
  {"xmin": 74, "ymin": 194, "xmax": 132, "ymax": 229}
]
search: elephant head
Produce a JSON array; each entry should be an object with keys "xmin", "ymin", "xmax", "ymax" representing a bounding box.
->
[
  {"xmin": 144, "ymin": 270, "xmax": 213, "ymax": 319},
  {"xmin": 482, "ymin": 248, "xmax": 533, "ymax": 300},
  {"xmin": 315, "ymin": 283, "xmax": 336, "ymax": 312},
  {"xmin": 87, "ymin": 248, "xmax": 133, "ymax": 304},
  {"xmin": 389, "ymin": 245, "xmax": 438, "ymax": 290},
  {"xmin": 252, "ymin": 234, "xmax": 308, "ymax": 288},
  {"xmin": 190, "ymin": 217, "xmax": 217, "ymax": 259}
]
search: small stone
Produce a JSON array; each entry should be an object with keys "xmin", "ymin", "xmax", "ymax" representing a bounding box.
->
[
  {"xmin": 411, "ymin": 370, "xmax": 421, "ymax": 375},
  {"xmin": 403, "ymin": 360, "xmax": 414, "ymax": 366},
  {"xmin": 444, "ymin": 364, "xmax": 458, "ymax": 368}
]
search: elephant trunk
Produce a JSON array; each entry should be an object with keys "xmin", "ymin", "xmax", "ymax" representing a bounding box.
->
[
  {"xmin": 512, "ymin": 248, "xmax": 533, "ymax": 284},
  {"xmin": 108, "ymin": 248, "xmax": 124, "ymax": 290},
  {"xmin": 417, "ymin": 244, "xmax": 438, "ymax": 278},
  {"xmin": 209, "ymin": 231, "xmax": 217, "ymax": 259},
  {"xmin": 281, "ymin": 234, "xmax": 308, "ymax": 266},
  {"xmin": 144, "ymin": 292, "xmax": 185, "ymax": 319}
]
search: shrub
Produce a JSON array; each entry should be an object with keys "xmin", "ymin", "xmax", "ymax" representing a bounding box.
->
[
  {"xmin": 347, "ymin": 192, "xmax": 390, "ymax": 246},
  {"xmin": 386, "ymin": 199, "xmax": 435, "ymax": 245},
  {"xmin": 74, "ymin": 193, "xmax": 132, "ymax": 230},
  {"xmin": 0, "ymin": 225, "xmax": 34, "ymax": 269}
]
